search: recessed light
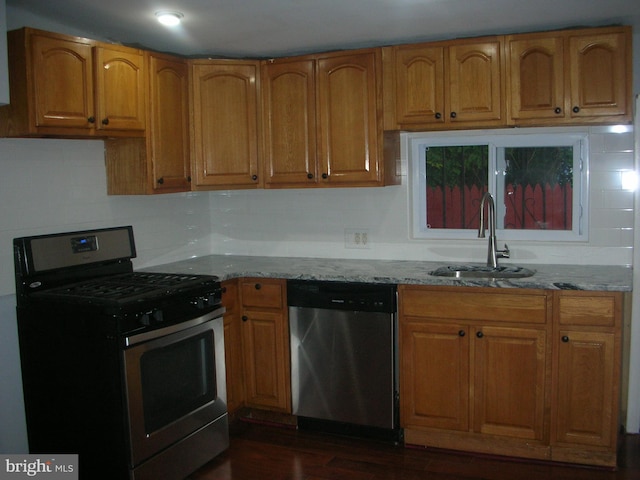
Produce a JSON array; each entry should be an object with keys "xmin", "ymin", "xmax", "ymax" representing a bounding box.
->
[{"xmin": 155, "ymin": 11, "xmax": 184, "ymax": 26}]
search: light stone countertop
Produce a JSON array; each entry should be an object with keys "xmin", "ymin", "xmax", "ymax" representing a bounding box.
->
[{"xmin": 144, "ymin": 255, "xmax": 633, "ymax": 292}]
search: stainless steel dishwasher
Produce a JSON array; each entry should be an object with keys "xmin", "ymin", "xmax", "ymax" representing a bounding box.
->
[{"xmin": 288, "ymin": 280, "xmax": 399, "ymax": 441}]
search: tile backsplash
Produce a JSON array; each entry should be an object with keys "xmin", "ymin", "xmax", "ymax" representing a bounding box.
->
[{"xmin": 0, "ymin": 125, "xmax": 634, "ymax": 295}]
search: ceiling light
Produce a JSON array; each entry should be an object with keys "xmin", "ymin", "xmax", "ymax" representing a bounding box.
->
[{"xmin": 155, "ymin": 11, "xmax": 183, "ymax": 26}]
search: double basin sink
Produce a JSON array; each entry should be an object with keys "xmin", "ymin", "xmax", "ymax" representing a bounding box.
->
[{"xmin": 430, "ymin": 264, "xmax": 535, "ymax": 279}]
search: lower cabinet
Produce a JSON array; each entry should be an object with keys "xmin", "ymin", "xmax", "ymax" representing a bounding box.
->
[
  {"xmin": 550, "ymin": 290, "xmax": 623, "ymax": 467},
  {"xmin": 399, "ymin": 285, "xmax": 552, "ymax": 460},
  {"xmin": 398, "ymin": 285, "xmax": 623, "ymax": 467},
  {"xmin": 239, "ymin": 278, "xmax": 291, "ymax": 413}
]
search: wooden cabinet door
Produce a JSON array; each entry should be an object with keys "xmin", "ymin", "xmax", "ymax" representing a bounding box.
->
[
  {"xmin": 93, "ymin": 46, "xmax": 146, "ymax": 132},
  {"xmin": 553, "ymin": 330, "xmax": 616, "ymax": 448},
  {"xmin": 448, "ymin": 40, "xmax": 503, "ymax": 124},
  {"xmin": 148, "ymin": 54, "xmax": 190, "ymax": 192},
  {"xmin": 317, "ymin": 50, "xmax": 381, "ymax": 185},
  {"xmin": 568, "ymin": 30, "xmax": 629, "ymax": 119},
  {"xmin": 241, "ymin": 309, "xmax": 290, "ymax": 411},
  {"xmin": 473, "ymin": 325, "xmax": 548, "ymax": 441},
  {"xmin": 31, "ymin": 33, "xmax": 94, "ymax": 130},
  {"xmin": 262, "ymin": 58, "xmax": 317, "ymax": 187},
  {"xmin": 400, "ymin": 319, "xmax": 469, "ymax": 431},
  {"xmin": 393, "ymin": 45, "xmax": 445, "ymax": 126},
  {"xmin": 506, "ymin": 35, "xmax": 565, "ymax": 121},
  {"xmin": 191, "ymin": 61, "xmax": 261, "ymax": 189}
]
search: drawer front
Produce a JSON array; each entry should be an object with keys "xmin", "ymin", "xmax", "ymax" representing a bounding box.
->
[
  {"xmin": 400, "ymin": 286, "xmax": 548, "ymax": 324},
  {"xmin": 241, "ymin": 278, "xmax": 285, "ymax": 309},
  {"xmin": 556, "ymin": 292, "xmax": 620, "ymax": 327}
]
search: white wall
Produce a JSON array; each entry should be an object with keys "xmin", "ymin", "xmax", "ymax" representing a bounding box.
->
[{"xmin": 204, "ymin": 126, "xmax": 636, "ymax": 266}]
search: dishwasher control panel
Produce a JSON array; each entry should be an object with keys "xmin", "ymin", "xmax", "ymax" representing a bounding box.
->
[{"xmin": 287, "ymin": 280, "xmax": 397, "ymax": 313}]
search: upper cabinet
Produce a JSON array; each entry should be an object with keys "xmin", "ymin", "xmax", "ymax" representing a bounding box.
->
[
  {"xmin": 190, "ymin": 60, "xmax": 261, "ymax": 190},
  {"xmin": 0, "ymin": 28, "xmax": 145, "ymax": 137},
  {"xmin": 262, "ymin": 49, "xmax": 399, "ymax": 188},
  {"xmin": 105, "ymin": 52, "xmax": 191, "ymax": 194},
  {"xmin": 383, "ymin": 37, "xmax": 505, "ymax": 130},
  {"xmin": 506, "ymin": 26, "xmax": 631, "ymax": 126}
]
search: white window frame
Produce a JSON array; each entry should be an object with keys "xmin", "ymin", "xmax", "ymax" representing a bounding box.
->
[{"xmin": 409, "ymin": 128, "xmax": 589, "ymax": 242}]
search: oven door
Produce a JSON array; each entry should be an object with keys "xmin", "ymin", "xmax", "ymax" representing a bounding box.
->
[{"xmin": 123, "ymin": 307, "xmax": 227, "ymax": 467}]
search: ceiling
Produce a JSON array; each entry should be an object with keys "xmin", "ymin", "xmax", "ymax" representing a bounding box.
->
[{"xmin": 6, "ymin": 0, "xmax": 640, "ymax": 58}]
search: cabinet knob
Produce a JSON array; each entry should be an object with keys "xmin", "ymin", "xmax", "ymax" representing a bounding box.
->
[
  {"xmin": 450, "ymin": 112, "xmax": 457, "ymax": 119},
  {"xmin": 254, "ymin": 283, "xmax": 261, "ymax": 290},
  {"xmin": 87, "ymin": 116, "xmax": 96, "ymax": 124},
  {"xmin": 572, "ymin": 106, "xmax": 580, "ymax": 113},
  {"xmin": 307, "ymin": 173, "xmax": 314, "ymax": 179},
  {"xmin": 187, "ymin": 176, "xmax": 192, "ymax": 183},
  {"xmin": 242, "ymin": 315, "xmax": 248, "ymax": 322},
  {"xmin": 221, "ymin": 286, "xmax": 227, "ymax": 294},
  {"xmin": 251, "ymin": 175, "xmax": 258, "ymax": 181},
  {"xmin": 322, "ymin": 173, "xmax": 328, "ymax": 179},
  {"xmin": 561, "ymin": 335, "xmax": 570, "ymax": 343},
  {"xmin": 554, "ymin": 107, "xmax": 562, "ymax": 114},
  {"xmin": 101, "ymin": 118, "xmax": 109, "ymax": 125},
  {"xmin": 476, "ymin": 331, "xmax": 484, "ymax": 338},
  {"xmin": 435, "ymin": 112, "xmax": 442, "ymax": 120},
  {"xmin": 157, "ymin": 177, "xmax": 164, "ymax": 185},
  {"xmin": 458, "ymin": 330, "xmax": 466, "ymax": 337}
]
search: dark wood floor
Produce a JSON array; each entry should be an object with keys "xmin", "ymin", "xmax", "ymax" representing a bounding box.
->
[{"xmin": 189, "ymin": 421, "xmax": 640, "ymax": 480}]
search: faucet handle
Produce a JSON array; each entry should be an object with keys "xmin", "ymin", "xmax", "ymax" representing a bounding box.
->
[{"xmin": 498, "ymin": 243, "xmax": 510, "ymax": 259}]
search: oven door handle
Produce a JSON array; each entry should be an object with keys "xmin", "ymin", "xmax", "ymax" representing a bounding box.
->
[{"xmin": 125, "ymin": 306, "xmax": 226, "ymax": 347}]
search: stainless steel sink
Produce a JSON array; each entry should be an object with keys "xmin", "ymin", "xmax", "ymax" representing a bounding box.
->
[{"xmin": 429, "ymin": 264, "xmax": 536, "ymax": 279}]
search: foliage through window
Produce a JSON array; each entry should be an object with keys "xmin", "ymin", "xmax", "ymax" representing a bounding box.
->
[{"xmin": 410, "ymin": 130, "xmax": 588, "ymax": 241}]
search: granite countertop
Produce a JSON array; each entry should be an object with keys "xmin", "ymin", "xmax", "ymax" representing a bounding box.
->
[{"xmin": 144, "ymin": 255, "xmax": 633, "ymax": 291}]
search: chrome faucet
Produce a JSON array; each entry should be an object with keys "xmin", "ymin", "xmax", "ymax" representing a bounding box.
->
[{"xmin": 478, "ymin": 192, "xmax": 510, "ymax": 269}]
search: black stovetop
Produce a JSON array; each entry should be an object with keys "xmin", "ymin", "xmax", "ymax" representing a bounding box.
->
[{"xmin": 30, "ymin": 271, "xmax": 220, "ymax": 306}]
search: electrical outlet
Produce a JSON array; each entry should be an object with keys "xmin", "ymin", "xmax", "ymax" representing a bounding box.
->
[{"xmin": 345, "ymin": 228, "xmax": 370, "ymax": 249}]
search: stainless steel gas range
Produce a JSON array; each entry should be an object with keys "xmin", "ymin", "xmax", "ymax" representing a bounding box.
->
[{"xmin": 13, "ymin": 226, "xmax": 229, "ymax": 480}]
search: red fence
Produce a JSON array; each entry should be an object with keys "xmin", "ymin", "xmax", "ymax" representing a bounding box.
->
[{"xmin": 426, "ymin": 184, "xmax": 573, "ymax": 230}]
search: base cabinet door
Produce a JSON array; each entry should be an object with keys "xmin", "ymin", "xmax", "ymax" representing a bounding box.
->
[
  {"xmin": 400, "ymin": 320, "xmax": 469, "ymax": 431},
  {"xmin": 473, "ymin": 325, "xmax": 548, "ymax": 441},
  {"xmin": 553, "ymin": 330, "xmax": 616, "ymax": 448}
]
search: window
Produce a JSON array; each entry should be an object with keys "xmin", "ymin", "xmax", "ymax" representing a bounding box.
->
[{"xmin": 410, "ymin": 129, "xmax": 588, "ymax": 241}]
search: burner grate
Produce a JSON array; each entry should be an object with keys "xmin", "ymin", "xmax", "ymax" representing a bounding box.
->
[{"xmin": 32, "ymin": 272, "xmax": 216, "ymax": 304}]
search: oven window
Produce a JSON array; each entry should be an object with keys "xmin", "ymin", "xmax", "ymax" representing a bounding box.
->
[{"xmin": 139, "ymin": 331, "xmax": 216, "ymax": 433}]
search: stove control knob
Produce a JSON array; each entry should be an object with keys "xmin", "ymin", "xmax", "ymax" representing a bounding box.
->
[{"xmin": 140, "ymin": 309, "xmax": 163, "ymax": 326}]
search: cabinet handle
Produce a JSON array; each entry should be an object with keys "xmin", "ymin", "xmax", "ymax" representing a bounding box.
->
[
  {"xmin": 157, "ymin": 177, "xmax": 164, "ymax": 185},
  {"xmin": 101, "ymin": 118, "xmax": 109, "ymax": 125},
  {"xmin": 307, "ymin": 173, "xmax": 314, "ymax": 179},
  {"xmin": 435, "ymin": 112, "xmax": 442, "ymax": 120},
  {"xmin": 554, "ymin": 107, "xmax": 562, "ymax": 114},
  {"xmin": 242, "ymin": 315, "xmax": 248, "ymax": 322},
  {"xmin": 221, "ymin": 286, "xmax": 227, "ymax": 293},
  {"xmin": 572, "ymin": 106, "xmax": 580, "ymax": 113},
  {"xmin": 251, "ymin": 175, "xmax": 258, "ymax": 181},
  {"xmin": 87, "ymin": 116, "xmax": 95, "ymax": 124},
  {"xmin": 187, "ymin": 176, "xmax": 192, "ymax": 183},
  {"xmin": 561, "ymin": 335, "xmax": 570, "ymax": 343},
  {"xmin": 254, "ymin": 283, "xmax": 261, "ymax": 290},
  {"xmin": 476, "ymin": 331, "xmax": 484, "ymax": 338},
  {"xmin": 458, "ymin": 330, "xmax": 466, "ymax": 337},
  {"xmin": 450, "ymin": 112, "xmax": 457, "ymax": 119},
  {"xmin": 322, "ymin": 173, "xmax": 328, "ymax": 179}
]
